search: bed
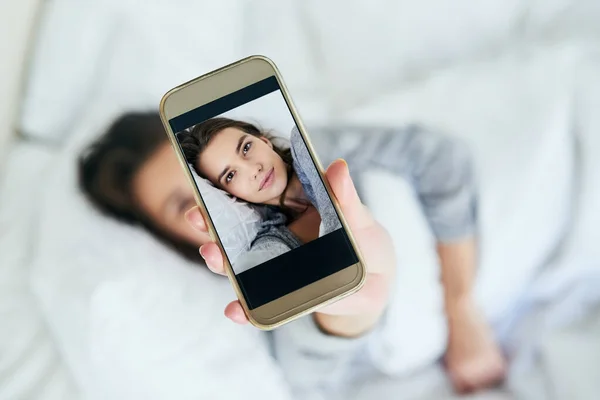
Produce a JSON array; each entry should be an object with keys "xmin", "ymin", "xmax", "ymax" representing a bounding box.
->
[{"xmin": 1, "ymin": 1, "xmax": 600, "ymax": 399}]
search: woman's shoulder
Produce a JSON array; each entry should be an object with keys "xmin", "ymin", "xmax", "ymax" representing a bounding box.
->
[
  {"xmin": 252, "ymin": 221, "xmax": 301, "ymax": 250},
  {"xmin": 289, "ymin": 126, "xmax": 313, "ymax": 187},
  {"xmin": 289, "ymin": 126, "xmax": 309, "ymax": 165},
  {"xmin": 290, "ymin": 126, "xmax": 302, "ymax": 147}
]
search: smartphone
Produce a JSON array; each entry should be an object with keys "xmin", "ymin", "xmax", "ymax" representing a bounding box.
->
[{"xmin": 159, "ymin": 56, "xmax": 366, "ymax": 329}]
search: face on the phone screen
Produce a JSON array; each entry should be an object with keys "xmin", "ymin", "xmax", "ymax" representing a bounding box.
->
[{"xmin": 197, "ymin": 127, "xmax": 288, "ymax": 205}]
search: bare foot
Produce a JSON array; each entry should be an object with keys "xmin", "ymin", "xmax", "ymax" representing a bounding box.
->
[{"xmin": 444, "ymin": 298, "xmax": 507, "ymax": 394}]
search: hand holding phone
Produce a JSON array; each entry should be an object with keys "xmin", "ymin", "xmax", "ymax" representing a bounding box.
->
[{"xmin": 186, "ymin": 158, "xmax": 396, "ymax": 337}]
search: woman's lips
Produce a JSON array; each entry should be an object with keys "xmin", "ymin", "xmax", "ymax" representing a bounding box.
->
[{"xmin": 259, "ymin": 167, "xmax": 275, "ymax": 191}]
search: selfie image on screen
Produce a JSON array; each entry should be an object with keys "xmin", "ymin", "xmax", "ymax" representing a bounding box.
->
[{"xmin": 169, "ymin": 77, "xmax": 358, "ymax": 309}]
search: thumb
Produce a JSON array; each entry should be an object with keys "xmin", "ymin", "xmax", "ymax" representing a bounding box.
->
[{"xmin": 325, "ymin": 159, "xmax": 373, "ymax": 231}]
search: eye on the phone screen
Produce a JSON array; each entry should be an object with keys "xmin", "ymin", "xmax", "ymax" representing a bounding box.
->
[
  {"xmin": 243, "ymin": 142, "xmax": 252, "ymax": 155},
  {"xmin": 225, "ymin": 171, "xmax": 236, "ymax": 184}
]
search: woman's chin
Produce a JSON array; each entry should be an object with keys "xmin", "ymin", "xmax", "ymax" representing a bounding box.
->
[
  {"xmin": 257, "ymin": 187, "xmax": 285, "ymax": 206},
  {"xmin": 273, "ymin": 183, "xmax": 288, "ymax": 201}
]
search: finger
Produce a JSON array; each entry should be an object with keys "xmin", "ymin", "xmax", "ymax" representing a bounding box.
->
[
  {"xmin": 318, "ymin": 272, "xmax": 389, "ymax": 315},
  {"xmin": 460, "ymin": 384, "xmax": 475, "ymax": 395},
  {"xmin": 199, "ymin": 243, "xmax": 225, "ymax": 275},
  {"xmin": 325, "ymin": 159, "xmax": 374, "ymax": 231},
  {"xmin": 224, "ymin": 301, "xmax": 249, "ymax": 324},
  {"xmin": 185, "ymin": 206, "xmax": 207, "ymax": 232},
  {"xmin": 454, "ymin": 369, "xmax": 492, "ymax": 394},
  {"xmin": 326, "ymin": 159, "xmax": 394, "ymax": 276},
  {"xmin": 450, "ymin": 373, "xmax": 471, "ymax": 394}
]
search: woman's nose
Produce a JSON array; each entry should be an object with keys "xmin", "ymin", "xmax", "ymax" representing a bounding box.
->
[{"xmin": 253, "ymin": 164, "xmax": 263, "ymax": 180}]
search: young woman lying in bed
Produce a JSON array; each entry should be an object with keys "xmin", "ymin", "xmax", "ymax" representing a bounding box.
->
[{"xmin": 79, "ymin": 112, "xmax": 505, "ymax": 394}]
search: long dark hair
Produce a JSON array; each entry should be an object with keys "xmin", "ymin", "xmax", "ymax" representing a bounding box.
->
[
  {"xmin": 78, "ymin": 111, "xmax": 202, "ymax": 262},
  {"xmin": 178, "ymin": 117, "xmax": 303, "ymax": 219}
]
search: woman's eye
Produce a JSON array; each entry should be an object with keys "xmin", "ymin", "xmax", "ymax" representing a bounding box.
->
[
  {"xmin": 226, "ymin": 171, "xmax": 235, "ymax": 183},
  {"xmin": 243, "ymin": 142, "xmax": 251, "ymax": 155}
]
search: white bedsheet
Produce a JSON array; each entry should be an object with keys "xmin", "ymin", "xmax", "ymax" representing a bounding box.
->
[{"xmin": 0, "ymin": 141, "xmax": 78, "ymax": 399}]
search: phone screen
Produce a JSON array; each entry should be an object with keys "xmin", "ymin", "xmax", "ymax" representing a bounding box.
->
[{"xmin": 169, "ymin": 76, "xmax": 358, "ymax": 310}]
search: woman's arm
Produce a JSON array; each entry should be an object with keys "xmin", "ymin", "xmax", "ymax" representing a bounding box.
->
[
  {"xmin": 343, "ymin": 125, "xmax": 477, "ymax": 242},
  {"xmin": 319, "ymin": 125, "xmax": 479, "ymax": 289},
  {"xmin": 322, "ymin": 125, "xmax": 505, "ymax": 391},
  {"xmin": 438, "ymin": 239, "xmax": 477, "ymax": 309},
  {"xmin": 289, "ymin": 126, "xmax": 342, "ymax": 236}
]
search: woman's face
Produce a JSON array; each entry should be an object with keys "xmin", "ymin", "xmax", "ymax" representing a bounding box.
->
[
  {"xmin": 133, "ymin": 143, "xmax": 211, "ymax": 247},
  {"xmin": 196, "ymin": 127, "xmax": 288, "ymax": 205}
]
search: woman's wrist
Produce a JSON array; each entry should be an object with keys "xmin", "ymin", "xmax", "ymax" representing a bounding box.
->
[
  {"xmin": 444, "ymin": 293, "xmax": 475, "ymax": 320},
  {"xmin": 313, "ymin": 312, "xmax": 379, "ymax": 338}
]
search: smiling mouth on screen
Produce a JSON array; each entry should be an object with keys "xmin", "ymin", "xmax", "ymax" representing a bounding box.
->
[{"xmin": 259, "ymin": 167, "xmax": 275, "ymax": 191}]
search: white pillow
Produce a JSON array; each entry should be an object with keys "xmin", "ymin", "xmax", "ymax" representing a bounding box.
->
[
  {"xmin": 19, "ymin": 0, "xmax": 246, "ymax": 143},
  {"xmin": 18, "ymin": 0, "xmax": 120, "ymax": 142},
  {"xmin": 300, "ymin": 0, "xmax": 524, "ymax": 110},
  {"xmin": 191, "ymin": 173, "xmax": 262, "ymax": 267}
]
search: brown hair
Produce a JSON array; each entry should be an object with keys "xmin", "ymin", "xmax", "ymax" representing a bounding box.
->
[
  {"xmin": 78, "ymin": 111, "xmax": 202, "ymax": 262},
  {"xmin": 178, "ymin": 117, "xmax": 303, "ymax": 219}
]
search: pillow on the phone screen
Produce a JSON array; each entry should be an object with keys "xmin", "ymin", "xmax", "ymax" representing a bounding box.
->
[{"xmin": 192, "ymin": 173, "xmax": 262, "ymax": 265}]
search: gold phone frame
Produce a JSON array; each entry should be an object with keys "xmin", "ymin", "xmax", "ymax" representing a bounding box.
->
[{"xmin": 159, "ymin": 55, "xmax": 366, "ymax": 329}]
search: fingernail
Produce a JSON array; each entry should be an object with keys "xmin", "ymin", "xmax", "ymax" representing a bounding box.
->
[
  {"xmin": 337, "ymin": 158, "xmax": 348, "ymax": 167},
  {"xmin": 199, "ymin": 245, "xmax": 207, "ymax": 260}
]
